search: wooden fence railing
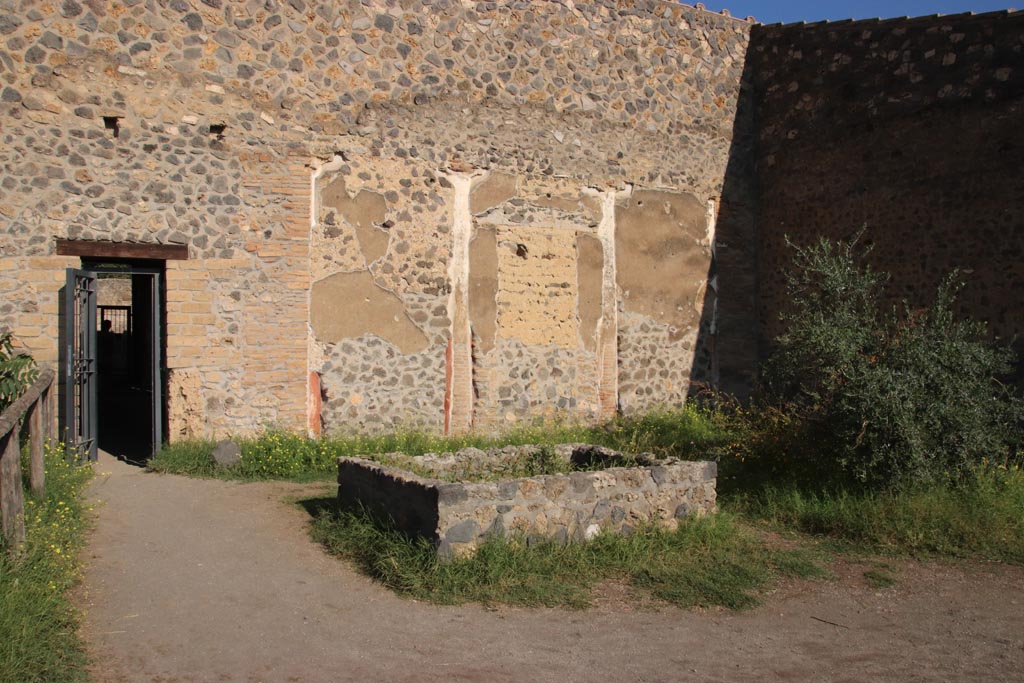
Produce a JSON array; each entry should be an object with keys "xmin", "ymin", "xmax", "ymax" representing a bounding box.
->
[{"xmin": 0, "ymin": 366, "xmax": 56, "ymax": 553}]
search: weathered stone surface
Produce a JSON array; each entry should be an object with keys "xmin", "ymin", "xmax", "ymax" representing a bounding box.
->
[
  {"xmin": 168, "ymin": 368, "xmax": 204, "ymax": 441},
  {"xmin": 210, "ymin": 440, "xmax": 241, "ymax": 468},
  {"xmin": 495, "ymin": 227, "xmax": 579, "ymax": 349}
]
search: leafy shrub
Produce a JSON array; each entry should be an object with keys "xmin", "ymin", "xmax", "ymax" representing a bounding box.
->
[
  {"xmin": 0, "ymin": 332, "xmax": 37, "ymax": 412},
  {"xmin": 762, "ymin": 237, "xmax": 1022, "ymax": 490}
]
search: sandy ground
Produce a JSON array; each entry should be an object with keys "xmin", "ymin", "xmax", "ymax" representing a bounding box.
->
[{"xmin": 77, "ymin": 452, "xmax": 1024, "ymax": 683}]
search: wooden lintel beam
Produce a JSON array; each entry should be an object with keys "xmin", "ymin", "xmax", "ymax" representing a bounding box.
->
[{"xmin": 55, "ymin": 239, "xmax": 189, "ymax": 261}]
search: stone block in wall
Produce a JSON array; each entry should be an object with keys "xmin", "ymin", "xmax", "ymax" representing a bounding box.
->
[{"xmin": 167, "ymin": 368, "xmax": 204, "ymax": 442}]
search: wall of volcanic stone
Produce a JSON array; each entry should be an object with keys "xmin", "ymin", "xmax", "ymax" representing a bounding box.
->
[
  {"xmin": 0, "ymin": 0, "xmax": 756, "ymax": 437},
  {"xmin": 750, "ymin": 11, "xmax": 1024, "ymax": 365}
]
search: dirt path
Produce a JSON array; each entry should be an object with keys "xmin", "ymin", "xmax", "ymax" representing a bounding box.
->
[{"xmin": 78, "ymin": 452, "xmax": 1024, "ymax": 683}]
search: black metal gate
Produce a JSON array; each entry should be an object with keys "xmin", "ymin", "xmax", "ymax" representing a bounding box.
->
[
  {"xmin": 64, "ymin": 269, "xmax": 98, "ymax": 461},
  {"xmin": 128, "ymin": 269, "xmax": 163, "ymax": 459},
  {"xmin": 63, "ymin": 267, "xmax": 165, "ymax": 461}
]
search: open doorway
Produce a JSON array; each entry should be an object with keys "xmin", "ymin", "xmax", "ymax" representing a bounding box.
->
[{"xmin": 75, "ymin": 260, "xmax": 166, "ymax": 464}]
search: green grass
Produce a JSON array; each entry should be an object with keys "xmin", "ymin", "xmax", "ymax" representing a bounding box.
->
[
  {"xmin": 728, "ymin": 463, "xmax": 1024, "ymax": 563},
  {"xmin": 149, "ymin": 405, "xmax": 734, "ymax": 481},
  {"xmin": 154, "ymin": 403, "xmax": 1024, "ymax": 611},
  {"xmin": 0, "ymin": 444, "xmax": 91, "ymax": 683},
  {"xmin": 307, "ymin": 502, "xmax": 826, "ymax": 610},
  {"xmin": 863, "ymin": 568, "xmax": 897, "ymax": 589}
]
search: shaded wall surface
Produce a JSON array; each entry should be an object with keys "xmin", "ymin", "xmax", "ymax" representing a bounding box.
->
[
  {"xmin": 0, "ymin": 0, "xmax": 755, "ymax": 437},
  {"xmin": 750, "ymin": 12, "xmax": 1024, "ymax": 359}
]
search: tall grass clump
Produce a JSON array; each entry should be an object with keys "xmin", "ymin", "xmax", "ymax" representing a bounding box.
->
[
  {"xmin": 0, "ymin": 443, "xmax": 91, "ymax": 683},
  {"xmin": 734, "ymin": 461, "xmax": 1024, "ymax": 563}
]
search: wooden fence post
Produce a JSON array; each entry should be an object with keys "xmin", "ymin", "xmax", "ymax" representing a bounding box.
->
[
  {"xmin": 28, "ymin": 400, "xmax": 45, "ymax": 498},
  {"xmin": 0, "ymin": 430, "xmax": 26, "ymax": 552},
  {"xmin": 45, "ymin": 381, "xmax": 56, "ymax": 444}
]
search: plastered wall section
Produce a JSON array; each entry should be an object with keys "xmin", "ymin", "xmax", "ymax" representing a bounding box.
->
[
  {"xmin": 616, "ymin": 190, "xmax": 717, "ymax": 412},
  {"xmin": 751, "ymin": 11, "xmax": 1024, "ymax": 362},
  {"xmin": 309, "ymin": 160, "xmax": 720, "ymax": 432},
  {"xmin": 309, "ymin": 155, "xmax": 451, "ymax": 433},
  {"xmin": 467, "ymin": 174, "xmax": 604, "ymax": 429}
]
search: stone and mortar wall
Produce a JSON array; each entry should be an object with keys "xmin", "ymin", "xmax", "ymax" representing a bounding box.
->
[
  {"xmin": 310, "ymin": 154, "xmax": 451, "ymax": 433},
  {"xmin": 291, "ymin": 1, "xmax": 756, "ymax": 432},
  {"xmin": 434, "ymin": 458, "xmax": 717, "ymax": 558},
  {"xmin": 0, "ymin": 0, "xmax": 754, "ymax": 437},
  {"xmin": 750, "ymin": 11, "xmax": 1024, "ymax": 362},
  {"xmin": 7, "ymin": 1, "xmax": 1015, "ymax": 435},
  {"xmin": 337, "ymin": 446, "xmax": 717, "ymax": 558}
]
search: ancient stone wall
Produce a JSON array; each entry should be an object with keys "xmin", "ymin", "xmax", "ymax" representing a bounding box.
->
[
  {"xmin": 750, "ymin": 11, "xmax": 1024, "ymax": 361},
  {"xmin": 432, "ymin": 458, "xmax": 717, "ymax": 558},
  {"xmin": 0, "ymin": 0, "xmax": 754, "ymax": 437},
  {"xmin": 4, "ymin": 1, "xmax": 1016, "ymax": 438},
  {"xmin": 289, "ymin": 0, "xmax": 756, "ymax": 432}
]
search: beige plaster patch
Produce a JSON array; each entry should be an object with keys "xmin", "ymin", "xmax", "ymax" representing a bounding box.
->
[
  {"xmin": 310, "ymin": 271, "xmax": 429, "ymax": 354},
  {"xmin": 470, "ymin": 172, "xmax": 517, "ymax": 215},
  {"xmin": 615, "ymin": 189, "xmax": 710, "ymax": 341},
  {"xmin": 495, "ymin": 227, "xmax": 579, "ymax": 349},
  {"xmin": 576, "ymin": 234, "xmax": 604, "ymax": 352},
  {"xmin": 469, "ymin": 226, "xmax": 498, "ymax": 353},
  {"xmin": 168, "ymin": 368, "xmax": 204, "ymax": 442},
  {"xmin": 321, "ymin": 176, "xmax": 390, "ymax": 264}
]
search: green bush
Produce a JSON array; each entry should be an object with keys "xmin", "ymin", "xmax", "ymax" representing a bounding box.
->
[
  {"xmin": 0, "ymin": 332, "xmax": 37, "ymax": 412},
  {"xmin": 763, "ymin": 236, "xmax": 1022, "ymax": 490}
]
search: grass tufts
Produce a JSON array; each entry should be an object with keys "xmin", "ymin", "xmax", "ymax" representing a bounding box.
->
[
  {"xmin": 0, "ymin": 443, "xmax": 91, "ymax": 683},
  {"xmin": 729, "ymin": 461, "xmax": 1024, "ymax": 563},
  {"xmin": 150, "ymin": 405, "xmax": 733, "ymax": 481},
  {"xmin": 308, "ymin": 503, "xmax": 825, "ymax": 610},
  {"xmin": 863, "ymin": 569, "xmax": 897, "ymax": 589}
]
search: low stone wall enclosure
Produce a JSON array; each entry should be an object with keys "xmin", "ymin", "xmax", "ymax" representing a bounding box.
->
[{"xmin": 337, "ymin": 445, "xmax": 717, "ymax": 557}]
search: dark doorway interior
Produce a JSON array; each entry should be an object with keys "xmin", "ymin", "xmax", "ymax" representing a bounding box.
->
[{"xmin": 85, "ymin": 260, "xmax": 166, "ymax": 464}]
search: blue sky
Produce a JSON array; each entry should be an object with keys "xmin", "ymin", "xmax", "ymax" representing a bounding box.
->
[{"xmin": 697, "ymin": 1, "xmax": 1018, "ymax": 24}]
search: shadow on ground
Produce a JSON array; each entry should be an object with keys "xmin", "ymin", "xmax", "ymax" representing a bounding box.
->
[{"xmin": 295, "ymin": 496, "xmax": 337, "ymax": 520}]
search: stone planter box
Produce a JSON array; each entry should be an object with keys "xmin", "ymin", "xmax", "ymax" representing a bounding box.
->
[{"xmin": 336, "ymin": 444, "xmax": 717, "ymax": 558}]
